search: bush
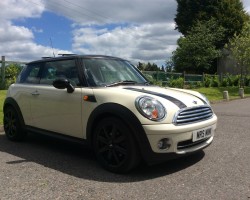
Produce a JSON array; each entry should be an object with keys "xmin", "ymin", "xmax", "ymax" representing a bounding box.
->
[
  {"xmin": 143, "ymin": 71, "xmax": 250, "ymax": 89},
  {"xmin": 144, "ymin": 74, "xmax": 154, "ymax": 83},
  {"xmin": 168, "ymin": 77, "xmax": 184, "ymax": 88},
  {"xmin": 232, "ymin": 75, "xmax": 239, "ymax": 86},
  {"xmin": 226, "ymin": 75, "xmax": 232, "ymax": 86},
  {"xmin": 196, "ymin": 81, "xmax": 203, "ymax": 88},
  {"xmin": 244, "ymin": 76, "xmax": 250, "ymax": 86},
  {"xmin": 221, "ymin": 78, "xmax": 228, "ymax": 87},
  {"xmin": 211, "ymin": 76, "xmax": 219, "ymax": 87},
  {"xmin": 204, "ymin": 76, "xmax": 211, "ymax": 87},
  {"xmin": 0, "ymin": 64, "xmax": 22, "ymax": 89}
]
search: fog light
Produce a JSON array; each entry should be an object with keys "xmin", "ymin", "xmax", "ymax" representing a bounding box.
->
[{"xmin": 158, "ymin": 138, "xmax": 171, "ymax": 150}]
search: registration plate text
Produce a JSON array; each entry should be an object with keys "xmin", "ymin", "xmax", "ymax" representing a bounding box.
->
[{"xmin": 193, "ymin": 127, "xmax": 213, "ymax": 142}]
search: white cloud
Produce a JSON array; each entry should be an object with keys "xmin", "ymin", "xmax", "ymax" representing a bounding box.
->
[
  {"xmin": 45, "ymin": 0, "xmax": 181, "ymax": 64},
  {"xmin": 72, "ymin": 22, "xmax": 180, "ymax": 63},
  {"xmin": 45, "ymin": 0, "xmax": 177, "ymax": 25},
  {"xmin": 0, "ymin": 0, "xmax": 71, "ymax": 62},
  {"xmin": 0, "ymin": 0, "xmax": 44, "ymax": 20},
  {"xmin": 242, "ymin": 0, "xmax": 250, "ymax": 12},
  {"xmin": 0, "ymin": 38, "xmax": 71, "ymax": 61},
  {"xmin": 0, "ymin": 21, "xmax": 34, "ymax": 43}
]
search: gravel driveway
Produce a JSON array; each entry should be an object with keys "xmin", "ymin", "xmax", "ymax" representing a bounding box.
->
[{"xmin": 0, "ymin": 98, "xmax": 250, "ymax": 200}]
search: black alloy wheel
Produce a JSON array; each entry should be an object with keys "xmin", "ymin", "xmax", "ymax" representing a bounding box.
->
[
  {"xmin": 93, "ymin": 117, "xmax": 140, "ymax": 173},
  {"xmin": 4, "ymin": 107, "xmax": 26, "ymax": 141}
]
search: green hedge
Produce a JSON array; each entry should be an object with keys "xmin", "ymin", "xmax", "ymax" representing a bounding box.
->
[{"xmin": 145, "ymin": 73, "xmax": 250, "ymax": 89}]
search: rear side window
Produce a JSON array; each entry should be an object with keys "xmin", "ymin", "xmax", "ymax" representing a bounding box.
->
[{"xmin": 17, "ymin": 63, "xmax": 43, "ymax": 84}]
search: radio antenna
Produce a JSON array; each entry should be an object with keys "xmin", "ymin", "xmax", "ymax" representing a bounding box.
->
[{"xmin": 50, "ymin": 37, "xmax": 56, "ymax": 57}]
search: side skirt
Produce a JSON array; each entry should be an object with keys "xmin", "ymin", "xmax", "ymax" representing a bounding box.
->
[{"xmin": 26, "ymin": 126, "xmax": 89, "ymax": 146}]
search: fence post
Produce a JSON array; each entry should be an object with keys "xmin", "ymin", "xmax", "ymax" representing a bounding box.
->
[
  {"xmin": 183, "ymin": 71, "xmax": 186, "ymax": 88},
  {"xmin": 220, "ymin": 73, "xmax": 223, "ymax": 83},
  {"xmin": 1, "ymin": 56, "xmax": 5, "ymax": 89}
]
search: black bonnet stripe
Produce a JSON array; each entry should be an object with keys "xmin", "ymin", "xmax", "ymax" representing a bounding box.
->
[
  {"xmin": 166, "ymin": 88, "xmax": 207, "ymax": 105},
  {"xmin": 124, "ymin": 88, "xmax": 187, "ymax": 109}
]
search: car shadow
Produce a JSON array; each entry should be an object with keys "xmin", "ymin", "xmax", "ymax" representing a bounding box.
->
[{"xmin": 0, "ymin": 132, "xmax": 205, "ymax": 183}]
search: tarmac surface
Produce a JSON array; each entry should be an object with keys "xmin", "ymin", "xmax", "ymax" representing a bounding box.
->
[{"xmin": 0, "ymin": 98, "xmax": 250, "ymax": 200}]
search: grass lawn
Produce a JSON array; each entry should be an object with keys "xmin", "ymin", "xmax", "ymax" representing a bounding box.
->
[
  {"xmin": 192, "ymin": 86, "xmax": 250, "ymax": 102},
  {"xmin": 0, "ymin": 87, "xmax": 249, "ymax": 125},
  {"xmin": 0, "ymin": 90, "xmax": 7, "ymax": 125}
]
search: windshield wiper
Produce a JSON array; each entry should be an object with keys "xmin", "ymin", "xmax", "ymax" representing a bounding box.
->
[{"xmin": 106, "ymin": 80, "xmax": 137, "ymax": 87}]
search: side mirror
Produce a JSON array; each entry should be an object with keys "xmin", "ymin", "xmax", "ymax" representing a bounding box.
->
[{"xmin": 53, "ymin": 78, "xmax": 75, "ymax": 93}]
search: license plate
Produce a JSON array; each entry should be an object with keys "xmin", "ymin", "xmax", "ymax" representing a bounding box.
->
[{"xmin": 192, "ymin": 126, "xmax": 213, "ymax": 142}]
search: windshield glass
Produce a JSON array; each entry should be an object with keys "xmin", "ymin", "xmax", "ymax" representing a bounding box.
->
[{"xmin": 82, "ymin": 58, "xmax": 148, "ymax": 87}]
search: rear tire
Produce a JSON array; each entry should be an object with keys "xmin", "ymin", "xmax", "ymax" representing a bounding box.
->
[
  {"xmin": 93, "ymin": 117, "xmax": 140, "ymax": 173},
  {"xmin": 4, "ymin": 106, "xmax": 26, "ymax": 141}
]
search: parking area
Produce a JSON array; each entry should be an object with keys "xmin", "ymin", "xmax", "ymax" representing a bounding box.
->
[{"xmin": 0, "ymin": 98, "xmax": 250, "ymax": 200}]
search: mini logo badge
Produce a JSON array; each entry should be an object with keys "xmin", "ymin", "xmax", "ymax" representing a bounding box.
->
[{"xmin": 193, "ymin": 100, "xmax": 197, "ymax": 104}]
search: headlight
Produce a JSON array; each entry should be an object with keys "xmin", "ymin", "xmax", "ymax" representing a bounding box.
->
[
  {"xmin": 200, "ymin": 93, "xmax": 210, "ymax": 105},
  {"xmin": 135, "ymin": 96, "xmax": 166, "ymax": 121}
]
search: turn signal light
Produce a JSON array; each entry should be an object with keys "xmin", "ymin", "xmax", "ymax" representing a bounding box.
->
[{"xmin": 83, "ymin": 95, "xmax": 89, "ymax": 101}]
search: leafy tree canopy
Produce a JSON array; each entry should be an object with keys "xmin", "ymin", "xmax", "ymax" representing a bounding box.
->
[
  {"xmin": 175, "ymin": 0, "xmax": 248, "ymax": 48},
  {"xmin": 137, "ymin": 62, "xmax": 160, "ymax": 71},
  {"xmin": 165, "ymin": 58, "xmax": 175, "ymax": 72},
  {"xmin": 5, "ymin": 63, "xmax": 22, "ymax": 79},
  {"xmin": 226, "ymin": 22, "xmax": 250, "ymax": 79},
  {"xmin": 172, "ymin": 19, "xmax": 225, "ymax": 73},
  {"xmin": 0, "ymin": 63, "xmax": 23, "ymax": 89}
]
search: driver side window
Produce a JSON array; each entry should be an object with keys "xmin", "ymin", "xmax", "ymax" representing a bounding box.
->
[{"xmin": 40, "ymin": 59, "xmax": 80, "ymax": 86}]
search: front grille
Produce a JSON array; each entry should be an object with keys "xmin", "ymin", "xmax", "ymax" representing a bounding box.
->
[
  {"xmin": 177, "ymin": 137, "xmax": 210, "ymax": 150},
  {"xmin": 174, "ymin": 105, "xmax": 213, "ymax": 125}
]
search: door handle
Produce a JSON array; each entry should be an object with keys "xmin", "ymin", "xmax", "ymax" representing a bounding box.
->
[{"xmin": 31, "ymin": 91, "xmax": 40, "ymax": 96}]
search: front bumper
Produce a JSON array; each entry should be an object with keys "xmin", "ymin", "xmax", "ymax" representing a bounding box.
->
[{"xmin": 139, "ymin": 115, "xmax": 217, "ymax": 164}]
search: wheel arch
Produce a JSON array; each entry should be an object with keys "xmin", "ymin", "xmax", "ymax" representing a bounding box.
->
[
  {"xmin": 86, "ymin": 103, "xmax": 151, "ymax": 159},
  {"xmin": 3, "ymin": 97, "xmax": 25, "ymax": 128}
]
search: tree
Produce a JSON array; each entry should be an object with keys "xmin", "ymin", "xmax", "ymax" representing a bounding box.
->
[
  {"xmin": 160, "ymin": 65, "xmax": 165, "ymax": 72},
  {"xmin": 137, "ymin": 62, "xmax": 144, "ymax": 71},
  {"xmin": 226, "ymin": 22, "xmax": 250, "ymax": 87},
  {"xmin": 3, "ymin": 64, "xmax": 22, "ymax": 89},
  {"xmin": 175, "ymin": 0, "xmax": 248, "ymax": 48},
  {"xmin": 137, "ymin": 62, "xmax": 159, "ymax": 71},
  {"xmin": 165, "ymin": 58, "xmax": 175, "ymax": 72},
  {"xmin": 172, "ymin": 19, "xmax": 225, "ymax": 73}
]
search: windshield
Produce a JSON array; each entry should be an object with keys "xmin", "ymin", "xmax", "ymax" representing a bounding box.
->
[{"xmin": 82, "ymin": 58, "xmax": 148, "ymax": 87}]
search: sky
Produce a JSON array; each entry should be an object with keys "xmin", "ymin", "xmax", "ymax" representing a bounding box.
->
[{"xmin": 0, "ymin": 0, "xmax": 250, "ymax": 66}]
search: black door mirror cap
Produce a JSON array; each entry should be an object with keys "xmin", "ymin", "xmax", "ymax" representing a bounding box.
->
[{"xmin": 53, "ymin": 78, "xmax": 75, "ymax": 93}]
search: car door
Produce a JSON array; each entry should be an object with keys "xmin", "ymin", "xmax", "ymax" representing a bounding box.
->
[
  {"xmin": 29, "ymin": 59, "xmax": 83, "ymax": 138},
  {"xmin": 15, "ymin": 62, "xmax": 44, "ymax": 126}
]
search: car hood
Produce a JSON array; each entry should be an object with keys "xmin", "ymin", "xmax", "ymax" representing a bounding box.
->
[
  {"xmin": 93, "ymin": 85, "xmax": 209, "ymax": 110},
  {"xmin": 122, "ymin": 86, "xmax": 208, "ymax": 108},
  {"xmin": 92, "ymin": 85, "xmax": 210, "ymax": 124}
]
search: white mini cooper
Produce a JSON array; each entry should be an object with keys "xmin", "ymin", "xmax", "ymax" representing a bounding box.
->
[{"xmin": 3, "ymin": 55, "xmax": 217, "ymax": 173}]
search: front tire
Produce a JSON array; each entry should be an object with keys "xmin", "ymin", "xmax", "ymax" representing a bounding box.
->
[
  {"xmin": 93, "ymin": 117, "xmax": 140, "ymax": 173},
  {"xmin": 4, "ymin": 106, "xmax": 26, "ymax": 141}
]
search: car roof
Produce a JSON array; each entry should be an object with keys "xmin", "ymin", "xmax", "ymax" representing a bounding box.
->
[{"xmin": 28, "ymin": 55, "xmax": 126, "ymax": 64}]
